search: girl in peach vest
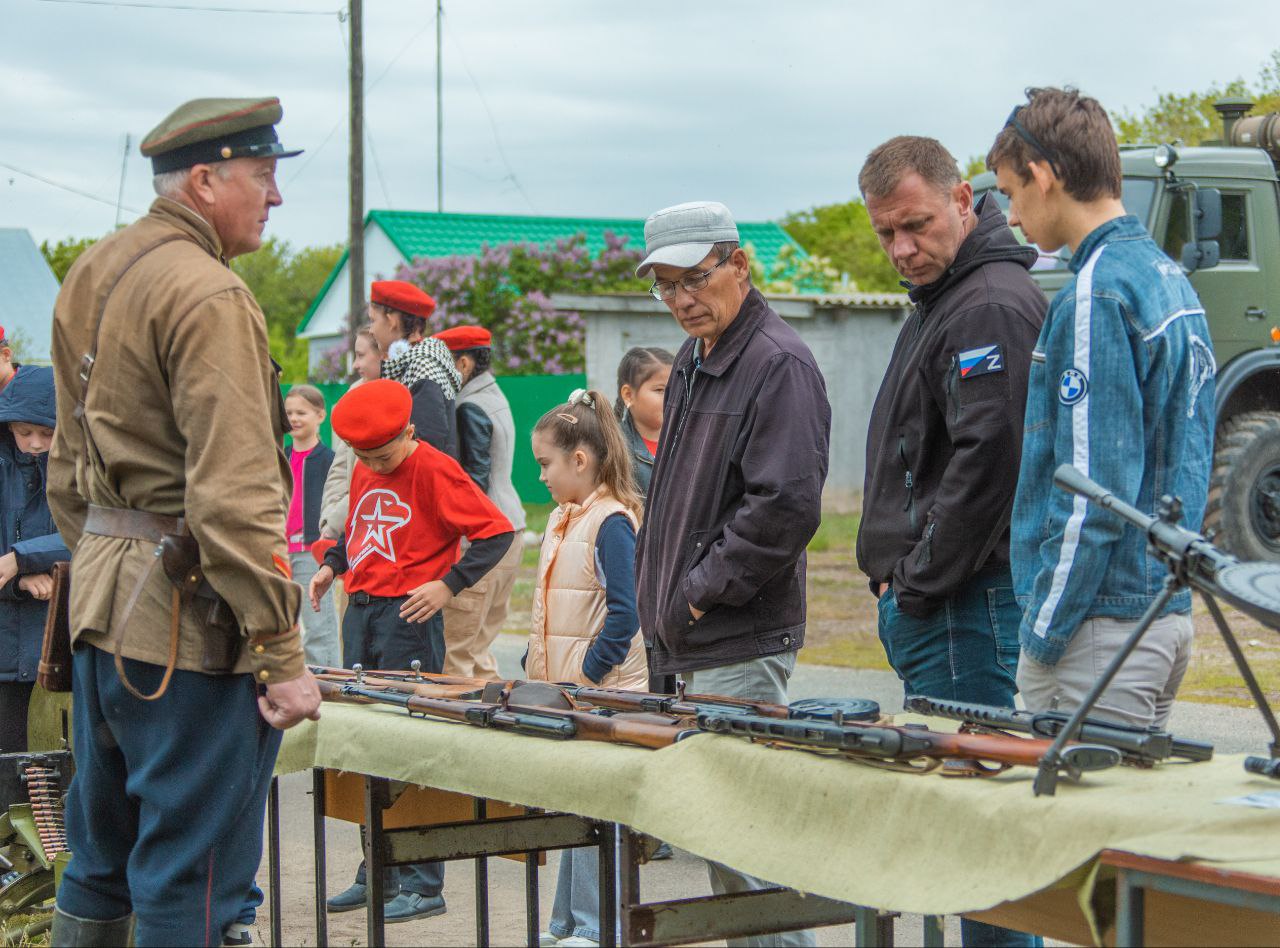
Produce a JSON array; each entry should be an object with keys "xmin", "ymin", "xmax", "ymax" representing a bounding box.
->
[{"xmin": 528, "ymin": 388, "xmax": 644, "ymax": 945}]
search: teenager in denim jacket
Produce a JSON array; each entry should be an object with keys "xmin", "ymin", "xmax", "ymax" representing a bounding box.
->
[{"xmin": 990, "ymin": 87, "xmax": 1215, "ymax": 728}]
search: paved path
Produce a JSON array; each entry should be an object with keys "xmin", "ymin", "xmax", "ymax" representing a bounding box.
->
[{"xmin": 260, "ymin": 634, "xmax": 1271, "ymax": 946}]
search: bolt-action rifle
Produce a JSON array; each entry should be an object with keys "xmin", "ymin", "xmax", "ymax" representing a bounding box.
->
[
  {"xmin": 316, "ymin": 678, "xmax": 699, "ymax": 750},
  {"xmin": 694, "ymin": 710, "xmax": 1121, "ymax": 777},
  {"xmin": 903, "ymin": 695, "xmax": 1214, "ymax": 766},
  {"xmin": 316, "ymin": 678, "xmax": 1122, "ymax": 778}
]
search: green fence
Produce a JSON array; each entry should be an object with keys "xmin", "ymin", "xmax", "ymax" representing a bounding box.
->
[{"xmin": 282, "ymin": 374, "xmax": 585, "ymax": 505}]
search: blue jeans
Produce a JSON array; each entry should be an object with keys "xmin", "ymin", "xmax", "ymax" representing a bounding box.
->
[
  {"xmin": 877, "ymin": 566, "xmax": 1042, "ymax": 948},
  {"xmin": 549, "ymin": 846, "xmax": 602, "ymax": 942},
  {"xmin": 58, "ymin": 646, "xmax": 281, "ymax": 947}
]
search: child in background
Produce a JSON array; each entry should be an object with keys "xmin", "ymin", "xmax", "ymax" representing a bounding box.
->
[
  {"xmin": 311, "ymin": 379, "xmax": 514, "ymax": 923},
  {"xmin": 528, "ymin": 389, "xmax": 646, "ymax": 948},
  {"xmin": 614, "ymin": 347, "xmax": 673, "ymax": 500},
  {"xmin": 284, "ymin": 384, "xmax": 338, "ymax": 667},
  {"xmin": 0, "ymin": 365, "xmax": 70, "ymax": 753},
  {"xmin": 318, "ymin": 327, "xmax": 384, "ymax": 625}
]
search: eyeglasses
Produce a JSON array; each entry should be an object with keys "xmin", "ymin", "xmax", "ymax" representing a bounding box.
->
[
  {"xmin": 1004, "ymin": 106, "xmax": 1063, "ymax": 178},
  {"xmin": 649, "ymin": 253, "xmax": 734, "ymax": 302}
]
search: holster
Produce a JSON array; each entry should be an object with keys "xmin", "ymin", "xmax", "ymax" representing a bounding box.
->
[
  {"xmin": 158, "ymin": 532, "xmax": 242, "ymax": 673},
  {"xmin": 82, "ymin": 505, "xmax": 243, "ymax": 675},
  {"xmin": 36, "ymin": 561, "xmax": 74, "ymax": 692}
]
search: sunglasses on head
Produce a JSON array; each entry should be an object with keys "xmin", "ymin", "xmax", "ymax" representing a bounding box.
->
[{"xmin": 1005, "ymin": 106, "xmax": 1064, "ymax": 178}]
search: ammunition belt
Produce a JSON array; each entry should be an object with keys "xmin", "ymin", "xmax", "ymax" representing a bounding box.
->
[{"xmin": 22, "ymin": 762, "xmax": 68, "ymax": 859}]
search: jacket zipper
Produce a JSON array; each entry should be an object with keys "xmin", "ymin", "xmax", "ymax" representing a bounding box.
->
[
  {"xmin": 898, "ymin": 436, "xmax": 917, "ymax": 534},
  {"xmin": 916, "ymin": 520, "xmax": 935, "ymax": 566}
]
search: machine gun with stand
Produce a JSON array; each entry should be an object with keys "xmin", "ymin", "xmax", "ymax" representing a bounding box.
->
[{"xmin": 1033, "ymin": 464, "xmax": 1280, "ymax": 795}]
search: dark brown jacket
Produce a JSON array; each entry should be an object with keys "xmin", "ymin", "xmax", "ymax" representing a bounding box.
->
[{"xmin": 636, "ymin": 289, "xmax": 830, "ymax": 675}]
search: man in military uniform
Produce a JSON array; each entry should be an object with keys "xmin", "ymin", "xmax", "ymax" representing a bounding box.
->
[{"xmin": 46, "ymin": 97, "xmax": 321, "ymax": 946}]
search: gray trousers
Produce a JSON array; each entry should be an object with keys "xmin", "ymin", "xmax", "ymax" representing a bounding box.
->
[
  {"xmin": 1017, "ymin": 613, "xmax": 1194, "ymax": 728},
  {"xmin": 681, "ymin": 651, "xmax": 816, "ymax": 948},
  {"xmin": 291, "ymin": 551, "xmax": 341, "ymax": 668}
]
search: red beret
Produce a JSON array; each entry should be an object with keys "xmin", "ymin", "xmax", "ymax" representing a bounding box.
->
[
  {"xmin": 434, "ymin": 325, "xmax": 492, "ymax": 352},
  {"xmin": 371, "ymin": 280, "xmax": 436, "ymax": 321},
  {"xmin": 331, "ymin": 379, "xmax": 413, "ymax": 450}
]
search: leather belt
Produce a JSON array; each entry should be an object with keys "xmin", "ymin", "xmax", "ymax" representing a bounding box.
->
[{"xmin": 84, "ymin": 504, "xmax": 187, "ymax": 543}]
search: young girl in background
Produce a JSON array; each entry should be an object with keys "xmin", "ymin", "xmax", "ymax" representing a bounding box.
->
[
  {"xmin": 615, "ymin": 346, "xmax": 677, "ymax": 697},
  {"xmin": 614, "ymin": 347, "xmax": 673, "ymax": 500},
  {"xmin": 529, "ymin": 389, "xmax": 645, "ymax": 948},
  {"xmin": 284, "ymin": 384, "xmax": 338, "ymax": 666},
  {"xmin": 317, "ymin": 328, "xmax": 383, "ymax": 629}
]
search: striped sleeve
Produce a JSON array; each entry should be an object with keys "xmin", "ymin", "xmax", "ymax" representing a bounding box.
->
[{"xmin": 1019, "ymin": 247, "xmax": 1143, "ymax": 664}]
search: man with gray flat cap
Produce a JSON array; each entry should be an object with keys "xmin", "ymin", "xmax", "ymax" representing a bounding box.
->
[
  {"xmin": 47, "ymin": 96, "xmax": 318, "ymax": 947},
  {"xmin": 635, "ymin": 201, "xmax": 830, "ymax": 948}
]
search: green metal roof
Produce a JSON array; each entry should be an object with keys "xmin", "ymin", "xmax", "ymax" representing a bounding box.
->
[{"xmin": 297, "ymin": 210, "xmax": 804, "ymax": 336}]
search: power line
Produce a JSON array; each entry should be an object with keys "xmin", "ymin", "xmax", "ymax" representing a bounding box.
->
[
  {"xmin": 442, "ymin": 13, "xmax": 535, "ymax": 213},
  {"xmin": 285, "ymin": 12, "xmax": 437, "ymax": 189},
  {"xmin": 37, "ymin": 0, "xmax": 337, "ymax": 14},
  {"xmin": 0, "ymin": 159, "xmax": 144, "ymax": 216}
]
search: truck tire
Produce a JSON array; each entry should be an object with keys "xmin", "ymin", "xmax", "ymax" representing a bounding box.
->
[{"xmin": 1204, "ymin": 410, "xmax": 1280, "ymax": 562}]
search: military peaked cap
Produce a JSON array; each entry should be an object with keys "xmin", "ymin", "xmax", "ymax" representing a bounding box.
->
[{"xmin": 140, "ymin": 97, "xmax": 302, "ymax": 174}]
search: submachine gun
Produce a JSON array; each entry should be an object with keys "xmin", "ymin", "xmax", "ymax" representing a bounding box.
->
[
  {"xmin": 1034, "ymin": 464, "xmax": 1280, "ymax": 795},
  {"xmin": 904, "ymin": 696, "xmax": 1213, "ymax": 766}
]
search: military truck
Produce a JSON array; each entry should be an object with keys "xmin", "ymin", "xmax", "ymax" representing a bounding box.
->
[{"xmin": 972, "ymin": 99, "xmax": 1280, "ymax": 562}]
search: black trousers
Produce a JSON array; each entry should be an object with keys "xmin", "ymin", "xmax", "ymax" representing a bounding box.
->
[
  {"xmin": 342, "ymin": 594, "xmax": 445, "ymax": 897},
  {"xmin": 0, "ymin": 680, "xmax": 34, "ymax": 753}
]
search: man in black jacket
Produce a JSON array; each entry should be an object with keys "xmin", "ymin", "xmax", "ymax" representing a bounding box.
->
[
  {"xmin": 857, "ymin": 137, "xmax": 1045, "ymax": 948},
  {"xmin": 635, "ymin": 201, "xmax": 829, "ymax": 948}
]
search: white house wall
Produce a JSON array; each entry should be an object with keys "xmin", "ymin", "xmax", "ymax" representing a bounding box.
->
[
  {"xmin": 563, "ymin": 293, "xmax": 909, "ymax": 505},
  {"xmin": 304, "ymin": 222, "xmax": 405, "ymax": 371}
]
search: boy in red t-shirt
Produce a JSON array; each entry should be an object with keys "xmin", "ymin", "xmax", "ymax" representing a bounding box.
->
[{"xmin": 309, "ymin": 379, "xmax": 513, "ymax": 922}]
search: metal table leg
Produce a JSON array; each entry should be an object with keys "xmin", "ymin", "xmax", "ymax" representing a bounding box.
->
[
  {"xmin": 598, "ymin": 823, "xmax": 617, "ymax": 948},
  {"xmin": 618, "ymin": 827, "xmax": 642, "ymax": 948},
  {"xmin": 267, "ymin": 776, "xmax": 282, "ymax": 948},
  {"xmin": 364, "ymin": 776, "xmax": 389, "ymax": 948},
  {"xmin": 922, "ymin": 914, "xmax": 945, "ymax": 946},
  {"xmin": 474, "ymin": 798, "xmax": 490, "ymax": 947},
  {"xmin": 1115, "ymin": 870, "xmax": 1145, "ymax": 947},
  {"xmin": 312, "ymin": 769, "xmax": 328, "ymax": 948},
  {"xmin": 525, "ymin": 836, "xmax": 540, "ymax": 946}
]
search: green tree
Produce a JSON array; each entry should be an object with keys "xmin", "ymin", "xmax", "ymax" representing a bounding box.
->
[
  {"xmin": 40, "ymin": 236, "xmax": 98, "ymax": 282},
  {"xmin": 1114, "ymin": 49, "xmax": 1280, "ymax": 145},
  {"xmin": 780, "ymin": 199, "xmax": 902, "ymax": 293},
  {"xmin": 232, "ymin": 238, "xmax": 342, "ymax": 382}
]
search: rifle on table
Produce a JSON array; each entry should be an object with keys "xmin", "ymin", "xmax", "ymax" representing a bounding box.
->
[
  {"xmin": 694, "ymin": 710, "xmax": 1121, "ymax": 778},
  {"xmin": 316, "ymin": 678, "xmax": 699, "ymax": 750},
  {"xmin": 904, "ymin": 695, "xmax": 1214, "ymax": 766},
  {"xmin": 310, "ymin": 663, "xmax": 794, "ymax": 718}
]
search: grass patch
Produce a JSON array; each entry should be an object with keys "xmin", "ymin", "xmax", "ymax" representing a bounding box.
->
[{"xmin": 506, "ymin": 503, "xmax": 1275, "ymax": 706}]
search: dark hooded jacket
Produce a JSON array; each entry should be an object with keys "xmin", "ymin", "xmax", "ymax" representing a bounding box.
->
[
  {"xmin": 0, "ymin": 366, "xmax": 71, "ymax": 683},
  {"xmin": 855, "ymin": 194, "xmax": 1046, "ymax": 617}
]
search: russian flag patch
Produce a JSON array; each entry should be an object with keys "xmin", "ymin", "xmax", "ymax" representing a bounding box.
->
[{"xmin": 958, "ymin": 345, "xmax": 1004, "ymax": 378}]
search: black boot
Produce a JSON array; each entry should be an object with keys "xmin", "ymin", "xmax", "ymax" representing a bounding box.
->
[{"xmin": 49, "ymin": 907, "xmax": 133, "ymax": 947}]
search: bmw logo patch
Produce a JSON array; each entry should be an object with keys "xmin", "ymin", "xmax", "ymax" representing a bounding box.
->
[{"xmin": 1059, "ymin": 368, "xmax": 1088, "ymax": 405}]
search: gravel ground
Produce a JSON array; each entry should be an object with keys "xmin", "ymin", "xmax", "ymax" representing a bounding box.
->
[{"xmin": 255, "ymin": 633, "xmax": 1273, "ymax": 946}]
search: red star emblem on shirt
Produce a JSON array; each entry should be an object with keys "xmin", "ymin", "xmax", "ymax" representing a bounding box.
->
[{"xmin": 349, "ymin": 489, "xmax": 412, "ymax": 568}]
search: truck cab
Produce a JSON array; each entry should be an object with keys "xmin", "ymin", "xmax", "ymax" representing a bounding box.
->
[{"xmin": 971, "ymin": 101, "xmax": 1280, "ymax": 561}]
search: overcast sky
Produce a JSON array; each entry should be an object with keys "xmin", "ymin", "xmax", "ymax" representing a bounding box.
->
[{"xmin": 4, "ymin": 0, "xmax": 1279, "ymax": 251}]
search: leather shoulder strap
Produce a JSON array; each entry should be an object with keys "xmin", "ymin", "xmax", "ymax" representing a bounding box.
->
[{"xmin": 73, "ymin": 235, "xmax": 185, "ymax": 476}]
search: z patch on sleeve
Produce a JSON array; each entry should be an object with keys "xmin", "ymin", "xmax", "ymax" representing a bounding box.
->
[{"xmin": 958, "ymin": 344, "xmax": 1004, "ymax": 378}]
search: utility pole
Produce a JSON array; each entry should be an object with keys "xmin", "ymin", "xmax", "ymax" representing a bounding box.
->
[
  {"xmin": 436, "ymin": 0, "xmax": 443, "ymax": 212},
  {"xmin": 348, "ymin": 0, "xmax": 365, "ymax": 342},
  {"xmin": 114, "ymin": 133, "xmax": 131, "ymax": 229}
]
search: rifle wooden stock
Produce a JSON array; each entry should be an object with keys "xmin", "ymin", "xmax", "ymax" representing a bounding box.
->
[{"xmin": 317, "ymin": 679, "xmax": 698, "ymax": 750}]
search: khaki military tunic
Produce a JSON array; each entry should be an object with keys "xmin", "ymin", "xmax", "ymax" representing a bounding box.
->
[{"xmin": 47, "ymin": 198, "xmax": 305, "ymax": 684}]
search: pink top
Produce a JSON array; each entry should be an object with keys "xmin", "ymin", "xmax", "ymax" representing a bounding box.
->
[{"xmin": 286, "ymin": 446, "xmax": 311, "ymax": 553}]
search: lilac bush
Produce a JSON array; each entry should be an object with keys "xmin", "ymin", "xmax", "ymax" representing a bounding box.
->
[{"xmin": 390, "ymin": 231, "xmax": 646, "ymax": 376}]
